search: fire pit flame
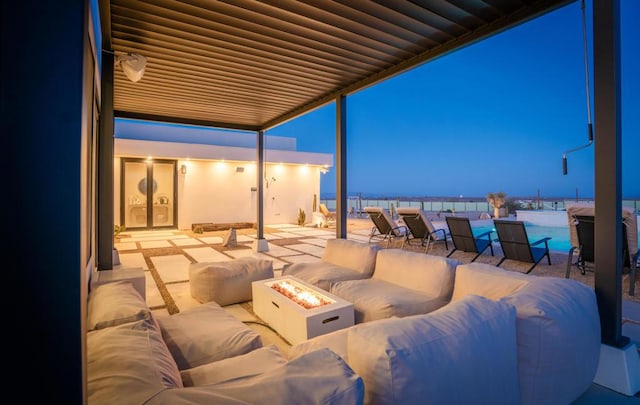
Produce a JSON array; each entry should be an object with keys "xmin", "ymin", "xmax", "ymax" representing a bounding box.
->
[{"xmin": 271, "ymin": 280, "xmax": 331, "ymax": 309}]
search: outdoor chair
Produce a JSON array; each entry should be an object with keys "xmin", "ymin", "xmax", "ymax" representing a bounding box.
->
[
  {"xmin": 364, "ymin": 206, "xmax": 408, "ymax": 247},
  {"xmin": 565, "ymin": 204, "xmax": 638, "ymax": 296},
  {"xmin": 493, "ymin": 219, "xmax": 551, "ymax": 274},
  {"xmin": 319, "ymin": 203, "xmax": 336, "ymax": 223},
  {"xmin": 396, "ymin": 207, "xmax": 449, "ymax": 252},
  {"xmin": 445, "ymin": 216, "xmax": 494, "ymax": 262}
]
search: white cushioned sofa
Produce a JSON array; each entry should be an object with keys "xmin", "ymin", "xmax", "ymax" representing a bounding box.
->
[
  {"xmin": 290, "ymin": 262, "xmax": 601, "ymax": 405},
  {"xmin": 86, "ymin": 280, "xmax": 364, "ymax": 404},
  {"xmin": 282, "ymin": 238, "xmax": 380, "ymax": 291},
  {"xmin": 330, "ymin": 248, "xmax": 459, "ymax": 323}
]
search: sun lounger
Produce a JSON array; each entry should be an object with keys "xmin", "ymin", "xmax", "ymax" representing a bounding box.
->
[
  {"xmin": 364, "ymin": 206, "xmax": 408, "ymax": 247},
  {"xmin": 396, "ymin": 207, "xmax": 449, "ymax": 252},
  {"xmin": 493, "ymin": 219, "xmax": 551, "ymax": 274},
  {"xmin": 445, "ymin": 216, "xmax": 494, "ymax": 261}
]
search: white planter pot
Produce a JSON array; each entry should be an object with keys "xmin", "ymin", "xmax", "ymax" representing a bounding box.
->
[{"xmin": 112, "ymin": 248, "xmax": 121, "ymax": 266}]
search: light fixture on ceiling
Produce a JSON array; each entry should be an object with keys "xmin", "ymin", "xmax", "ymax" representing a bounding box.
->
[{"xmin": 115, "ymin": 53, "xmax": 147, "ymax": 82}]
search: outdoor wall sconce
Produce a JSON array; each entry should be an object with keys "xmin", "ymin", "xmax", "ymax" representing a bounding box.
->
[
  {"xmin": 115, "ymin": 53, "xmax": 147, "ymax": 82},
  {"xmin": 180, "ymin": 164, "xmax": 187, "ymax": 175},
  {"xmin": 236, "ymin": 167, "xmax": 245, "ymax": 173}
]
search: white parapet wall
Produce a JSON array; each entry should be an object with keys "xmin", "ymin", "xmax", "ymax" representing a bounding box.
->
[{"xmin": 516, "ymin": 210, "xmax": 570, "ymax": 227}]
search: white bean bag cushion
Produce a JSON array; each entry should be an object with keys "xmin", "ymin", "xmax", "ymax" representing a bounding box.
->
[
  {"xmin": 282, "ymin": 263, "xmax": 371, "ymax": 291},
  {"xmin": 87, "ymin": 319, "xmax": 183, "ymax": 404},
  {"xmin": 189, "ymin": 257, "xmax": 274, "ymax": 305},
  {"xmin": 500, "ymin": 277, "xmax": 601, "ymax": 405},
  {"xmin": 321, "ymin": 238, "xmax": 380, "ymax": 275},
  {"xmin": 451, "ymin": 262, "xmax": 531, "ymax": 302},
  {"xmin": 148, "ymin": 348, "xmax": 365, "ymax": 405},
  {"xmin": 331, "ymin": 279, "xmax": 450, "ymax": 323},
  {"xmin": 330, "ymin": 250, "xmax": 457, "ymax": 323},
  {"xmin": 157, "ymin": 301, "xmax": 263, "ymax": 370},
  {"xmin": 372, "ymin": 249, "xmax": 458, "ymax": 297},
  {"xmin": 347, "ymin": 295, "xmax": 520, "ymax": 405},
  {"xmin": 87, "ymin": 281, "xmax": 151, "ymax": 331},
  {"xmin": 283, "ymin": 239, "xmax": 380, "ymax": 291},
  {"xmin": 288, "ymin": 328, "xmax": 350, "ymax": 362},
  {"xmin": 181, "ymin": 344, "xmax": 287, "ymax": 387}
]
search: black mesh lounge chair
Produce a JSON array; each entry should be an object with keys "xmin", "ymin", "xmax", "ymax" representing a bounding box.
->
[
  {"xmin": 445, "ymin": 216, "xmax": 494, "ymax": 262},
  {"xmin": 565, "ymin": 210, "xmax": 638, "ymax": 296},
  {"xmin": 364, "ymin": 206, "xmax": 408, "ymax": 247},
  {"xmin": 396, "ymin": 207, "xmax": 449, "ymax": 252},
  {"xmin": 493, "ymin": 219, "xmax": 551, "ymax": 274}
]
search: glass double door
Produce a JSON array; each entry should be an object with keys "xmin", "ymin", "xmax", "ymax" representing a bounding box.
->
[{"xmin": 121, "ymin": 159, "xmax": 176, "ymax": 230}]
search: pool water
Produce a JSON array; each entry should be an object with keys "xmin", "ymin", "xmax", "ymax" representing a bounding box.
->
[
  {"xmin": 472, "ymin": 222, "xmax": 571, "ymax": 253},
  {"xmin": 470, "ymin": 221, "xmax": 640, "ymax": 254}
]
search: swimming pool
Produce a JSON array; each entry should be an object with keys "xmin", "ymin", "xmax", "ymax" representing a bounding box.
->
[
  {"xmin": 471, "ymin": 221, "xmax": 571, "ymax": 252},
  {"xmin": 468, "ymin": 219, "xmax": 640, "ymax": 253}
]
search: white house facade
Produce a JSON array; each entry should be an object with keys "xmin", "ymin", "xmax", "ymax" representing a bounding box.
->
[{"xmin": 114, "ymin": 120, "xmax": 333, "ymax": 231}]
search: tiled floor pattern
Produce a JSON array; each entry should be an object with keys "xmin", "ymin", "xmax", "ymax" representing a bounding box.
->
[{"xmin": 115, "ymin": 226, "xmax": 351, "ymax": 317}]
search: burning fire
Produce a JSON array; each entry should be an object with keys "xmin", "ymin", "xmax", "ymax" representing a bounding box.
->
[{"xmin": 271, "ymin": 280, "xmax": 331, "ymax": 309}]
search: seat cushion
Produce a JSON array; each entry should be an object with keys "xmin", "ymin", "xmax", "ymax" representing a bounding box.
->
[
  {"xmin": 157, "ymin": 301, "xmax": 263, "ymax": 370},
  {"xmin": 347, "ymin": 295, "xmax": 520, "ymax": 405},
  {"xmin": 371, "ymin": 249, "xmax": 458, "ymax": 297},
  {"xmin": 331, "ymin": 279, "xmax": 449, "ymax": 323},
  {"xmin": 288, "ymin": 328, "xmax": 350, "ymax": 362},
  {"xmin": 181, "ymin": 344, "xmax": 287, "ymax": 387},
  {"xmin": 282, "ymin": 262, "xmax": 370, "ymax": 291},
  {"xmin": 500, "ymin": 278, "xmax": 601, "ymax": 405},
  {"xmin": 322, "ymin": 238, "xmax": 380, "ymax": 276},
  {"xmin": 149, "ymin": 348, "xmax": 365, "ymax": 405},
  {"xmin": 87, "ymin": 281, "xmax": 151, "ymax": 331},
  {"xmin": 87, "ymin": 319, "xmax": 183, "ymax": 404},
  {"xmin": 451, "ymin": 262, "xmax": 530, "ymax": 302},
  {"xmin": 189, "ymin": 257, "xmax": 274, "ymax": 305}
]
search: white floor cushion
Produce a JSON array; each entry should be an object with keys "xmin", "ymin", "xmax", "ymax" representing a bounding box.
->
[
  {"xmin": 347, "ymin": 295, "xmax": 520, "ymax": 405},
  {"xmin": 189, "ymin": 257, "xmax": 274, "ymax": 305},
  {"xmin": 181, "ymin": 344, "xmax": 287, "ymax": 386},
  {"xmin": 158, "ymin": 301, "xmax": 262, "ymax": 369},
  {"xmin": 87, "ymin": 319, "xmax": 183, "ymax": 404},
  {"xmin": 331, "ymin": 279, "xmax": 449, "ymax": 323},
  {"xmin": 500, "ymin": 278, "xmax": 601, "ymax": 405}
]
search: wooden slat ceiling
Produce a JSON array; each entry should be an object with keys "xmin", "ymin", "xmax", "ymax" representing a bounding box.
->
[{"xmin": 105, "ymin": 0, "xmax": 573, "ymax": 131}]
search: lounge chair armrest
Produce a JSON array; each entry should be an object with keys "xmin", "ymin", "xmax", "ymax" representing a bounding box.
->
[
  {"xmin": 393, "ymin": 225, "xmax": 408, "ymax": 235},
  {"xmin": 432, "ymin": 228, "xmax": 448, "ymax": 238},
  {"xmin": 531, "ymin": 237, "xmax": 552, "ymax": 247}
]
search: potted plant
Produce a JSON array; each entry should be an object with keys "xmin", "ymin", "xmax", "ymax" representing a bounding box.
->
[
  {"xmin": 297, "ymin": 208, "xmax": 306, "ymax": 226},
  {"xmin": 487, "ymin": 192, "xmax": 506, "ymax": 218}
]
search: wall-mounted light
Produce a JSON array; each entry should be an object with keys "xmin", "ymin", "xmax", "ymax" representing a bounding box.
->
[
  {"xmin": 320, "ymin": 167, "xmax": 329, "ymax": 174},
  {"xmin": 115, "ymin": 53, "xmax": 147, "ymax": 82},
  {"xmin": 180, "ymin": 164, "xmax": 187, "ymax": 175},
  {"xmin": 236, "ymin": 167, "xmax": 245, "ymax": 173}
]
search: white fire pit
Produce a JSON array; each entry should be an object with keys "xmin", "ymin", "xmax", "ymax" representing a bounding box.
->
[{"xmin": 252, "ymin": 275, "xmax": 354, "ymax": 345}]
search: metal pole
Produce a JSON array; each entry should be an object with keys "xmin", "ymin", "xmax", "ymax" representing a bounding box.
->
[
  {"xmin": 336, "ymin": 95, "xmax": 347, "ymax": 238},
  {"xmin": 593, "ymin": 0, "xmax": 626, "ymax": 348}
]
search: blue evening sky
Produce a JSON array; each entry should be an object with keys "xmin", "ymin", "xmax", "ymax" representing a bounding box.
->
[{"xmin": 267, "ymin": 1, "xmax": 639, "ymax": 200}]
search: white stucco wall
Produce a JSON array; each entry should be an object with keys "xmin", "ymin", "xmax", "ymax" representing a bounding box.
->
[
  {"xmin": 177, "ymin": 160, "xmax": 320, "ymax": 229},
  {"xmin": 113, "ymin": 139, "xmax": 331, "ymax": 230}
]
